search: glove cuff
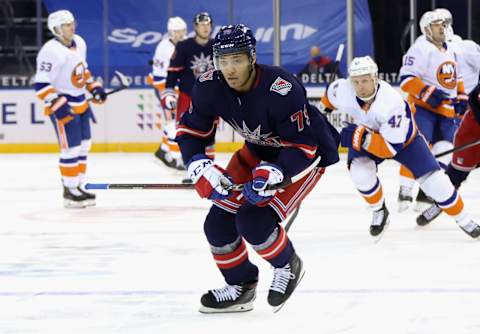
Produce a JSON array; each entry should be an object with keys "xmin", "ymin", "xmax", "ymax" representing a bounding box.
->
[
  {"xmin": 352, "ymin": 125, "xmax": 366, "ymax": 151},
  {"xmin": 187, "ymin": 154, "xmax": 213, "ymax": 183}
]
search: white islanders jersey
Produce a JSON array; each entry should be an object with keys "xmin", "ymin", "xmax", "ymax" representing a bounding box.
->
[
  {"xmin": 326, "ymin": 79, "xmax": 416, "ymax": 146},
  {"xmin": 35, "ymin": 34, "xmax": 90, "ymax": 97},
  {"xmin": 148, "ymin": 38, "xmax": 176, "ymax": 90}
]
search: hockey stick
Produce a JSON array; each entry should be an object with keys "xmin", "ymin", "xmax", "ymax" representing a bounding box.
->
[
  {"xmin": 284, "ymin": 205, "xmax": 301, "ymax": 232},
  {"xmin": 434, "ymin": 139, "xmax": 480, "ymax": 159},
  {"xmin": 85, "ymin": 156, "xmax": 322, "ymax": 191},
  {"xmin": 85, "ymin": 183, "xmax": 195, "ymax": 190},
  {"xmin": 88, "ymin": 70, "xmax": 130, "ymax": 102},
  {"xmin": 328, "ymin": 43, "xmax": 344, "ymax": 84},
  {"xmin": 400, "ymin": 19, "xmax": 415, "ymax": 54}
]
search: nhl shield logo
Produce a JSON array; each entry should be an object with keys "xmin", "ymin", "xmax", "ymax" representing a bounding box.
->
[{"xmin": 270, "ymin": 76, "xmax": 292, "ymax": 96}]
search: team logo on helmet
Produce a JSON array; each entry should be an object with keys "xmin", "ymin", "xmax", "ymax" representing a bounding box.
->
[
  {"xmin": 71, "ymin": 62, "xmax": 87, "ymax": 88},
  {"xmin": 270, "ymin": 76, "xmax": 292, "ymax": 96},
  {"xmin": 436, "ymin": 61, "xmax": 457, "ymax": 89}
]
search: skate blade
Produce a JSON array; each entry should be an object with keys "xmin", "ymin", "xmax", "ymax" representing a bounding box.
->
[
  {"xmin": 64, "ymin": 199, "xmax": 87, "ymax": 209},
  {"xmin": 372, "ymin": 218, "xmax": 390, "ymax": 244},
  {"xmin": 83, "ymin": 199, "xmax": 96, "ymax": 207},
  {"xmin": 397, "ymin": 201, "xmax": 411, "ymax": 213},
  {"xmin": 152, "ymin": 155, "xmax": 176, "ymax": 169},
  {"xmin": 272, "ymin": 268, "xmax": 306, "ymax": 313},
  {"xmin": 198, "ymin": 300, "xmax": 255, "ymax": 314}
]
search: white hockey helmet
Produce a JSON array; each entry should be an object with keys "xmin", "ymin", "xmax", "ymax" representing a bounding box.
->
[
  {"xmin": 434, "ymin": 8, "xmax": 453, "ymax": 25},
  {"xmin": 348, "ymin": 56, "xmax": 378, "ymax": 78},
  {"xmin": 434, "ymin": 8, "xmax": 454, "ymax": 42},
  {"xmin": 47, "ymin": 10, "xmax": 75, "ymax": 38},
  {"xmin": 419, "ymin": 10, "xmax": 444, "ymax": 36},
  {"xmin": 168, "ymin": 16, "xmax": 187, "ymax": 32},
  {"xmin": 349, "ymin": 56, "xmax": 379, "ymax": 101}
]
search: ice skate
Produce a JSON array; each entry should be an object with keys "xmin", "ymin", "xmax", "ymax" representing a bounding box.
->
[
  {"xmin": 199, "ymin": 281, "xmax": 257, "ymax": 314},
  {"xmin": 268, "ymin": 252, "xmax": 305, "ymax": 313},
  {"xmin": 397, "ymin": 185, "xmax": 413, "ymax": 212},
  {"xmin": 78, "ymin": 186, "xmax": 96, "ymax": 207},
  {"xmin": 370, "ymin": 202, "xmax": 390, "ymax": 237},
  {"xmin": 63, "ymin": 186, "xmax": 88, "ymax": 208},
  {"xmin": 154, "ymin": 147, "xmax": 176, "ymax": 169},
  {"xmin": 456, "ymin": 216, "xmax": 480, "ymax": 239},
  {"xmin": 414, "ymin": 189, "xmax": 434, "ymax": 212},
  {"xmin": 416, "ymin": 203, "xmax": 442, "ymax": 226}
]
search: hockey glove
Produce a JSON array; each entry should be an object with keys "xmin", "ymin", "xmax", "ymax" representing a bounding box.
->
[
  {"xmin": 91, "ymin": 86, "xmax": 107, "ymax": 104},
  {"xmin": 243, "ymin": 163, "xmax": 284, "ymax": 206},
  {"xmin": 419, "ymin": 85, "xmax": 449, "ymax": 109},
  {"xmin": 340, "ymin": 122, "xmax": 367, "ymax": 151},
  {"xmin": 160, "ymin": 88, "xmax": 177, "ymax": 112},
  {"xmin": 47, "ymin": 96, "xmax": 74, "ymax": 125},
  {"xmin": 318, "ymin": 101, "xmax": 333, "ymax": 114},
  {"xmin": 454, "ymin": 94, "xmax": 468, "ymax": 116},
  {"xmin": 187, "ymin": 154, "xmax": 233, "ymax": 200}
]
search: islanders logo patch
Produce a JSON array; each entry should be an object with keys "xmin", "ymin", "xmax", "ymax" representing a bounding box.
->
[{"xmin": 436, "ymin": 61, "xmax": 457, "ymax": 90}]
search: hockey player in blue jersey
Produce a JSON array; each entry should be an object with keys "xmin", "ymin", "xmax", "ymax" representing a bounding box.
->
[{"xmin": 176, "ymin": 24, "xmax": 340, "ymax": 313}]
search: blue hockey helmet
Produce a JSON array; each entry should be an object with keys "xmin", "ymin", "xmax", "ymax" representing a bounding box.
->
[
  {"xmin": 213, "ymin": 24, "xmax": 256, "ymax": 66},
  {"xmin": 194, "ymin": 12, "xmax": 212, "ymax": 25}
]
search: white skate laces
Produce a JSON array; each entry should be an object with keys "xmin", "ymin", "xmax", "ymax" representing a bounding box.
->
[
  {"xmin": 270, "ymin": 264, "xmax": 295, "ymax": 294},
  {"xmin": 211, "ymin": 285, "xmax": 242, "ymax": 302},
  {"xmin": 423, "ymin": 204, "xmax": 441, "ymax": 220},
  {"xmin": 371, "ymin": 209, "xmax": 385, "ymax": 226},
  {"xmin": 457, "ymin": 217, "xmax": 478, "ymax": 233}
]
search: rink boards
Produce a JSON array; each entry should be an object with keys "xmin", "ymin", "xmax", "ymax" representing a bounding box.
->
[{"xmin": 0, "ymin": 86, "xmax": 400, "ymax": 153}]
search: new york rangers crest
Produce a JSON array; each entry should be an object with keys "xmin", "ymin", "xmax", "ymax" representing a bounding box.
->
[
  {"xmin": 199, "ymin": 69, "xmax": 214, "ymax": 82},
  {"xmin": 270, "ymin": 76, "xmax": 292, "ymax": 96}
]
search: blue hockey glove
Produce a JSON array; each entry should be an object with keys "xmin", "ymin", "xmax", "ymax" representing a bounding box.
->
[
  {"xmin": 454, "ymin": 94, "xmax": 468, "ymax": 116},
  {"xmin": 243, "ymin": 163, "xmax": 284, "ymax": 206},
  {"xmin": 47, "ymin": 96, "xmax": 74, "ymax": 125},
  {"xmin": 419, "ymin": 85, "xmax": 449, "ymax": 109},
  {"xmin": 187, "ymin": 154, "xmax": 233, "ymax": 200},
  {"xmin": 340, "ymin": 122, "xmax": 367, "ymax": 151},
  {"xmin": 91, "ymin": 86, "xmax": 107, "ymax": 104}
]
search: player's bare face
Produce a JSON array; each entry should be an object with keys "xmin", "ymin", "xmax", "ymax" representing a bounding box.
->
[
  {"xmin": 350, "ymin": 74, "xmax": 376, "ymax": 99},
  {"xmin": 195, "ymin": 22, "xmax": 212, "ymax": 41},
  {"xmin": 59, "ymin": 22, "xmax": 75, "ymax": 43},
  {"xmin": 429, "ymin": 21, "xmax": 446, "ymax": 43},
  {"xmin": 170, "ymin": 29, "xmax": 186, "ymax": 44},
  {"xmin": 218, "ymin": 53, "xmax": 255, "ymax": 92}
]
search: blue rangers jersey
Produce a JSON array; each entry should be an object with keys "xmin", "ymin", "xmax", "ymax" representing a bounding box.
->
[
  {"xmin": 166, "ymin": 38, "xmax": 214, "ymax": 95},
  {"xmin": 177, "ymin": 64, "xmax": 340, "ymax": 179}
]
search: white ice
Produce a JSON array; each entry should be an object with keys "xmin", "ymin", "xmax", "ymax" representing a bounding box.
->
[{"xmin": 1, "ymin": 153, "xmax": 479, "ymax": 334}]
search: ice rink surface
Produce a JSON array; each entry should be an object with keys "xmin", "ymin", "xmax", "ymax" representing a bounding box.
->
[{"xmin": 1, "ymin": 152, "xmax": 479, "ymax": 334}]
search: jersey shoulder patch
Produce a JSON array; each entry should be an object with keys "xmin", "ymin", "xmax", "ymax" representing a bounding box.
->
[
  {"xmin": 199, "ymin": 69, "xmax": 214, "ymax": 83},
  {"xmin": 270, "ymin": 76, "xmax": 292, "ymax": 96}
]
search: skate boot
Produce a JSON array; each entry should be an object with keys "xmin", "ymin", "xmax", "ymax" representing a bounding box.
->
[
  {"xmin": 370, "ymin": 202, "xmax": 390, "ymax": 237},
  {"xmin": 397, "ymin": 186, "xmax": 413, "ymax": 212},
  {"xmin": 416, "ymin": 203, "xmax": 442, "ymax": 226},
  {"xmin": 456, "ymin": 216, "xmax": 480, "ymax": 239},
  {"xmin": 173, "ymin": 158, "xmax": 186, "ymax": 171},
  {"xmin": 78, "ymin": 186, "xmax": 96, "ymax": 207},
  {"xmin": 268, "ymin": 252, "xmax": 305, "ymax": 312},
  {"xmin": 414, "ymin": 189, "xmax": 434, "ymax": 212},
  {"xmin": 199, "ymin": 280, "xmax": 257, "ymax": 314},
  {"xmin": 63, "ymin": 186, "xmax": 88, "ymax": 208},
  {"xmin": 154, "ymin": 147, "xmax": 176, "ymax": 169}
]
